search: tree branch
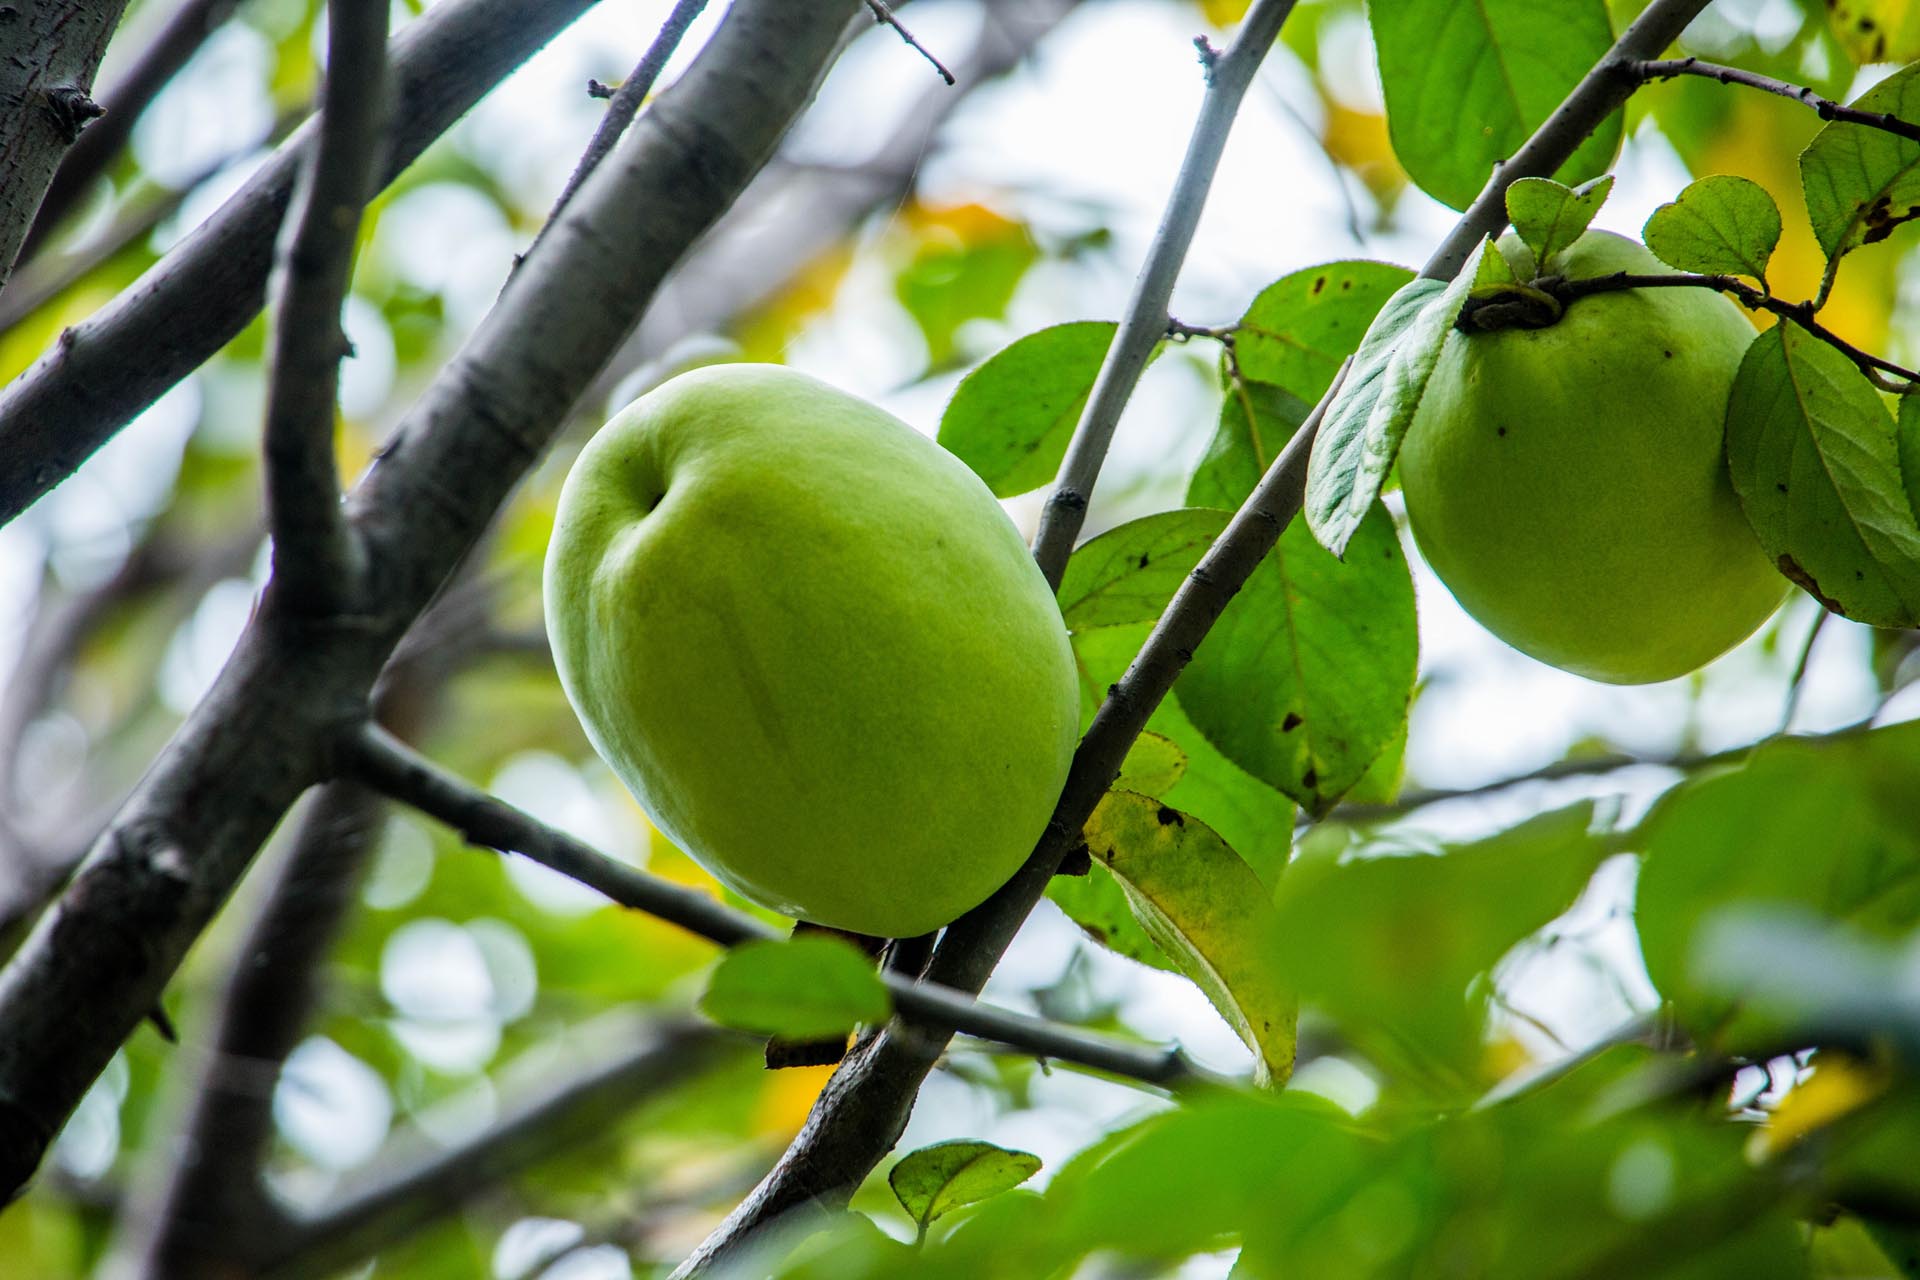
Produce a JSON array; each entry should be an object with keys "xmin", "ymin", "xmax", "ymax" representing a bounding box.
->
[
  {"xmin": 864, "ymin": 0, "xmax": 955, "ymax": 85},
  {"xmin": 1028, "ymin": 0, "xmax": 1297, "ymax": 588},
  {"xmin": 1549, "ymin": 270, "xmax": 1920, "ymax": 390},
  {"xmin": 0, "ymin": 0, "xmax": 860, "ymax": 1200},
  {"xmin": 542, "ymin": 0, "xmax": 708, "ymax": 231},
  {"xmin": 0, "ymin": 106, "xmax": 307, "ymax": 339},
  {"xmin": 1422, "ymin": 0, "xmax": 1712, "ymax": 282},
  {"xmin": 261, "ymin": 1017, "xmax": 746, "ymax": 1279},
  {"xmin": 0, "ymin": 0, "xmax": 605, "ymax": 529},
  {"xmin": 0, "ymin": 0, "xmax": 127, "ymax": 289},
  {"xmin": 103, "ymin": 783, "xmax": 391, "ymax": 1276},
  {"xmin": 581, "ymin": 0, "xmax": 1077, "ymax": 414},
  {"xmin": 261, "ymin": 0, "xmax": 389, "ymax": 611},
  {"xmin": 671, "ymin": 1, "xmax": 1720, "ymax": 1271},
  {"xmin": 1634, "ymin": 56, "xmax": 1920, "ymax": 146},
  {"xmin": 20, "ymin": 0, "xmax": 247, "ymax": 260},
  {"xmin": 344, "ymin": 724, "xmax": 1208, "ymax": 1090}
]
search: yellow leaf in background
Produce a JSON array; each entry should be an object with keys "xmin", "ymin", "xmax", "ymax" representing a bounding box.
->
[
  {"xmin": 897, "ymin": 198, "xmax": 1026, "ymax": 247},
  {"xmin": 753, "ymin": 1063, "xmax": 836, "ymax": 1138},
  {"xmin": 1751, "ymin": 1054, "xmax": 1889, "ymax": 1158},
  {"xmin": 1828, "ymin": 0, "xmax": 1920, "ymax": 64},
  {"xmin": 1198, "ymin": 0, "xmax": 1251, "ymax": 26},
  {"xmin": 1696, "ymin": 92, "xmax": 1894, "ymax": 354},
  {"xmin": 732, "ymin": 240, "xmax": 854, "ymax": 363},
  {"xmin": 1322, "ymin": 99, "xmax": 1405, "ymax": 206}
]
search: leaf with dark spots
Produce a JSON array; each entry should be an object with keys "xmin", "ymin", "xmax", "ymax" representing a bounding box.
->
[
  {"xmin": 1280, "ymin": 712, "xmax": 1302, "ymax": 732},
  {"xmin": 1155, "ymin": 805, "xmax": 1182, "ymax": 827}
]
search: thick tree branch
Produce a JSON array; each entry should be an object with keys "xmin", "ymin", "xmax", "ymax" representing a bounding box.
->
[
  {"xmin": 0, "ymin": 0, "xmax": 604, "ymax": 529},
  {"xmin": 543, "ymin": 0, "xmax": 708, "ymax": 230},
  {"xmin": 345, "ymin": 724, "xmax": 1207, "ymax": 1089},
  {"xmin": 262, "ymin": 0, "xmax": 389, "ymax": 611},
  {"xmin": 672, "ymin": 1, "xmax": 1721, "ymax": 1271},
  {"xmin": 0, "ymin": 106, "xmax": 306, "ymax": 338},
  {"xmin": 104, "ymin": 783, "xmax": 391, "ymax": 1277},
  {"xmin": 1028, "ymin": 0, "xmax": 1297, "ymax": 588},
  {"xmin": 21, "ymin": 0, "xmax": 246, "ymax": 260},
  {"xmin": 583, "ymin": 0, "xmax": 1076, "ymax": 414},
  {"xmin": 0, "ymin": 0, "xmax": 859, "ymax": 1200},
  {"xmin": 0, "ymin": 0, "xmax": 127, "ymax": 289},
  {"xmin": 1634, "ymin": 56, "xmax": 1920, "ymax": 146}
]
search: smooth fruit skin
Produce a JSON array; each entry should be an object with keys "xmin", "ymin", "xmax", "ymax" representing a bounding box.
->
[
  {"xmin": 1398, "ymin": 231, "xmax": 1787, "ymax": 684},
  {"xmin": 543, "ymin": 364, "xmax": 1079, "ymax": 937}
]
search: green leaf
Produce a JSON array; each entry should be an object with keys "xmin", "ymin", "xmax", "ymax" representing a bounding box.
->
[
  {"xmin": 1085, "ymin": 791, "xmax": 1297, "ymax": 1086},
  {"xmin": 1304, "ymin": 241, "xmax": 1486, "ymax": 556},
  {"xmin": 1506, "ymin": 175, "xmax": 1614, "ymax": 272},
  {"xmin": 1189, "ymin": 378, "xmax": 1311, "ymax": 510},
  {"xmin": 1725, "ymin": 323, "xmax": 1920, "ymax": 627},
  {"xmin": 897, "ymin": 223, "xmax": 1037, "ymax": 369},
  {"xmin": 1046, "ymin": 860, "xmax": 1177, "ymax": 972},
  {"xmin": 1635, "ymin": 720, "xmax": 1920, "ymax": 1043},
  {"xmin": 889, "ymin": 1140, "xmax": 1042, "ymax": 1236},
  {"xmin": 1061, "ymin": 511, "xmax": 1297, "ymax": 885},
  {"xmin": 699, "ymin": 935, "xmax": 890, "ymax": 1039},
  {"xmin": 1234, "ymin": 261, "xmax": 1416, "ymax": 404},
  {"xmin": 938, "ymin": 321, "xmax": 1118, "ymax": 497},
  {"xmin": 1057, "ymin": 507, "xmax": 1228, "ymax": 629},
  {"xmin": 1801, "ymin": 61, "xmax": 1920, "ymax": 269},
  {"xmin": 1643, "ymin": 175, "xmax": 1782, "ymax": 283},
  {"xmin": 1115, "ymin": 730, "xmax": 1187, "ymax": 795},
  {"xmin": 1371, "ymin": 0, "xmax": 1621, "ymax": 211},
  {"xmin": 1867, "ymin": 1218, "xmax": 1920, "ymax": 1279},
  {"xmin": 1271, "ymin": 803, "xmax": 1608, "ymax": 1092},
  {"xmin": 1899, "ymin": 390, "xmax": 1920, "ymax": 522},
  {"xmin": 1179, "ymin": 501, "xmax": 1415, "ymax": 816}
]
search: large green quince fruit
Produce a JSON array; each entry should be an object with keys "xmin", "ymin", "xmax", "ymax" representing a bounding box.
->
[
  {"xmin": 543, "ymin": 364, "xmax": 1078, "ymax": 937},
  {"xmin": 1398, "ymin": 230, "xmax": 1786, "ymax": 684}
]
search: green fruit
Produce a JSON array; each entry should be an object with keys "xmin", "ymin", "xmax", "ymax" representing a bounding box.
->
[
  {"xmin": 1399, "ymin": 231, "xmax": 1787, "ymax": 684},
  {"xmin": 543, "ymin": 364, "xmax": 1078, "ymax": 937}
]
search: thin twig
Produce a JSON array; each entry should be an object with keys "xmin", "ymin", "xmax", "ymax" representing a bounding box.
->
[
  {"xmin": 1330, "ymin": 712, "xmax": 1880, "ymax": 825},
  {"xmin": 1549, "ymin": 270, "xmax": 1920, "ymax": 390},
  {"xmin": 1028, "ymin": 0, "xmax": 1299, "ymax": 588},
  {"xmin": 261, "ymin": 0, "xmax": 389, "ymax": 611},
  {"xmin": 542, "ymin": 0, "xmax": 709, "ymax": 233},
  {"xmin": 344, "ymin": 723, "xmax": 1212, "ymax": 1091},
  {"xmin": 865, "ymin": 0, "xmax": 954, "ymax": 84},
  {"xmin": 1781, "ymin": 608, "xmax": 1829, "ymax": 733},
  {"xmin": 1634, "ymin": 56, "xmax": 1920, "ymax": 146}
]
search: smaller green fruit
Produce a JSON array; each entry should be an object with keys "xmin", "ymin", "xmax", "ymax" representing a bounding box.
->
[
  {"xmin": 1398, "ymin": 231, "xmax": 1786, "ymax": 684},
  {"xmin": 543, "ymin": 365, "xmax": 1079, "ymax": 938}
]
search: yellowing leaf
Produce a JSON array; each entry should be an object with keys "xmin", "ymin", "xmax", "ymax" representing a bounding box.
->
[
  {"xmin": 1085, "ymin": 791, "xmax": 1296, "ymax": 1087},
  {"xmin": 1698, "ymin": 92, "xmax": 1893, "ymax": 353},
  {"xmin": 733, "ymin": 242, "xmax": 854, "ymax": 362},
  {"xmin": 1752, "ymin": 1054, "xmax": 1890, "ymax": 1158},
  {"xmin": 1198, "ymin": 0, "xmax": 1251, "ymax": 25},
  {"xmin": 1828, "ymin": 0, "xmax": 1920, "ymax": 63}
]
